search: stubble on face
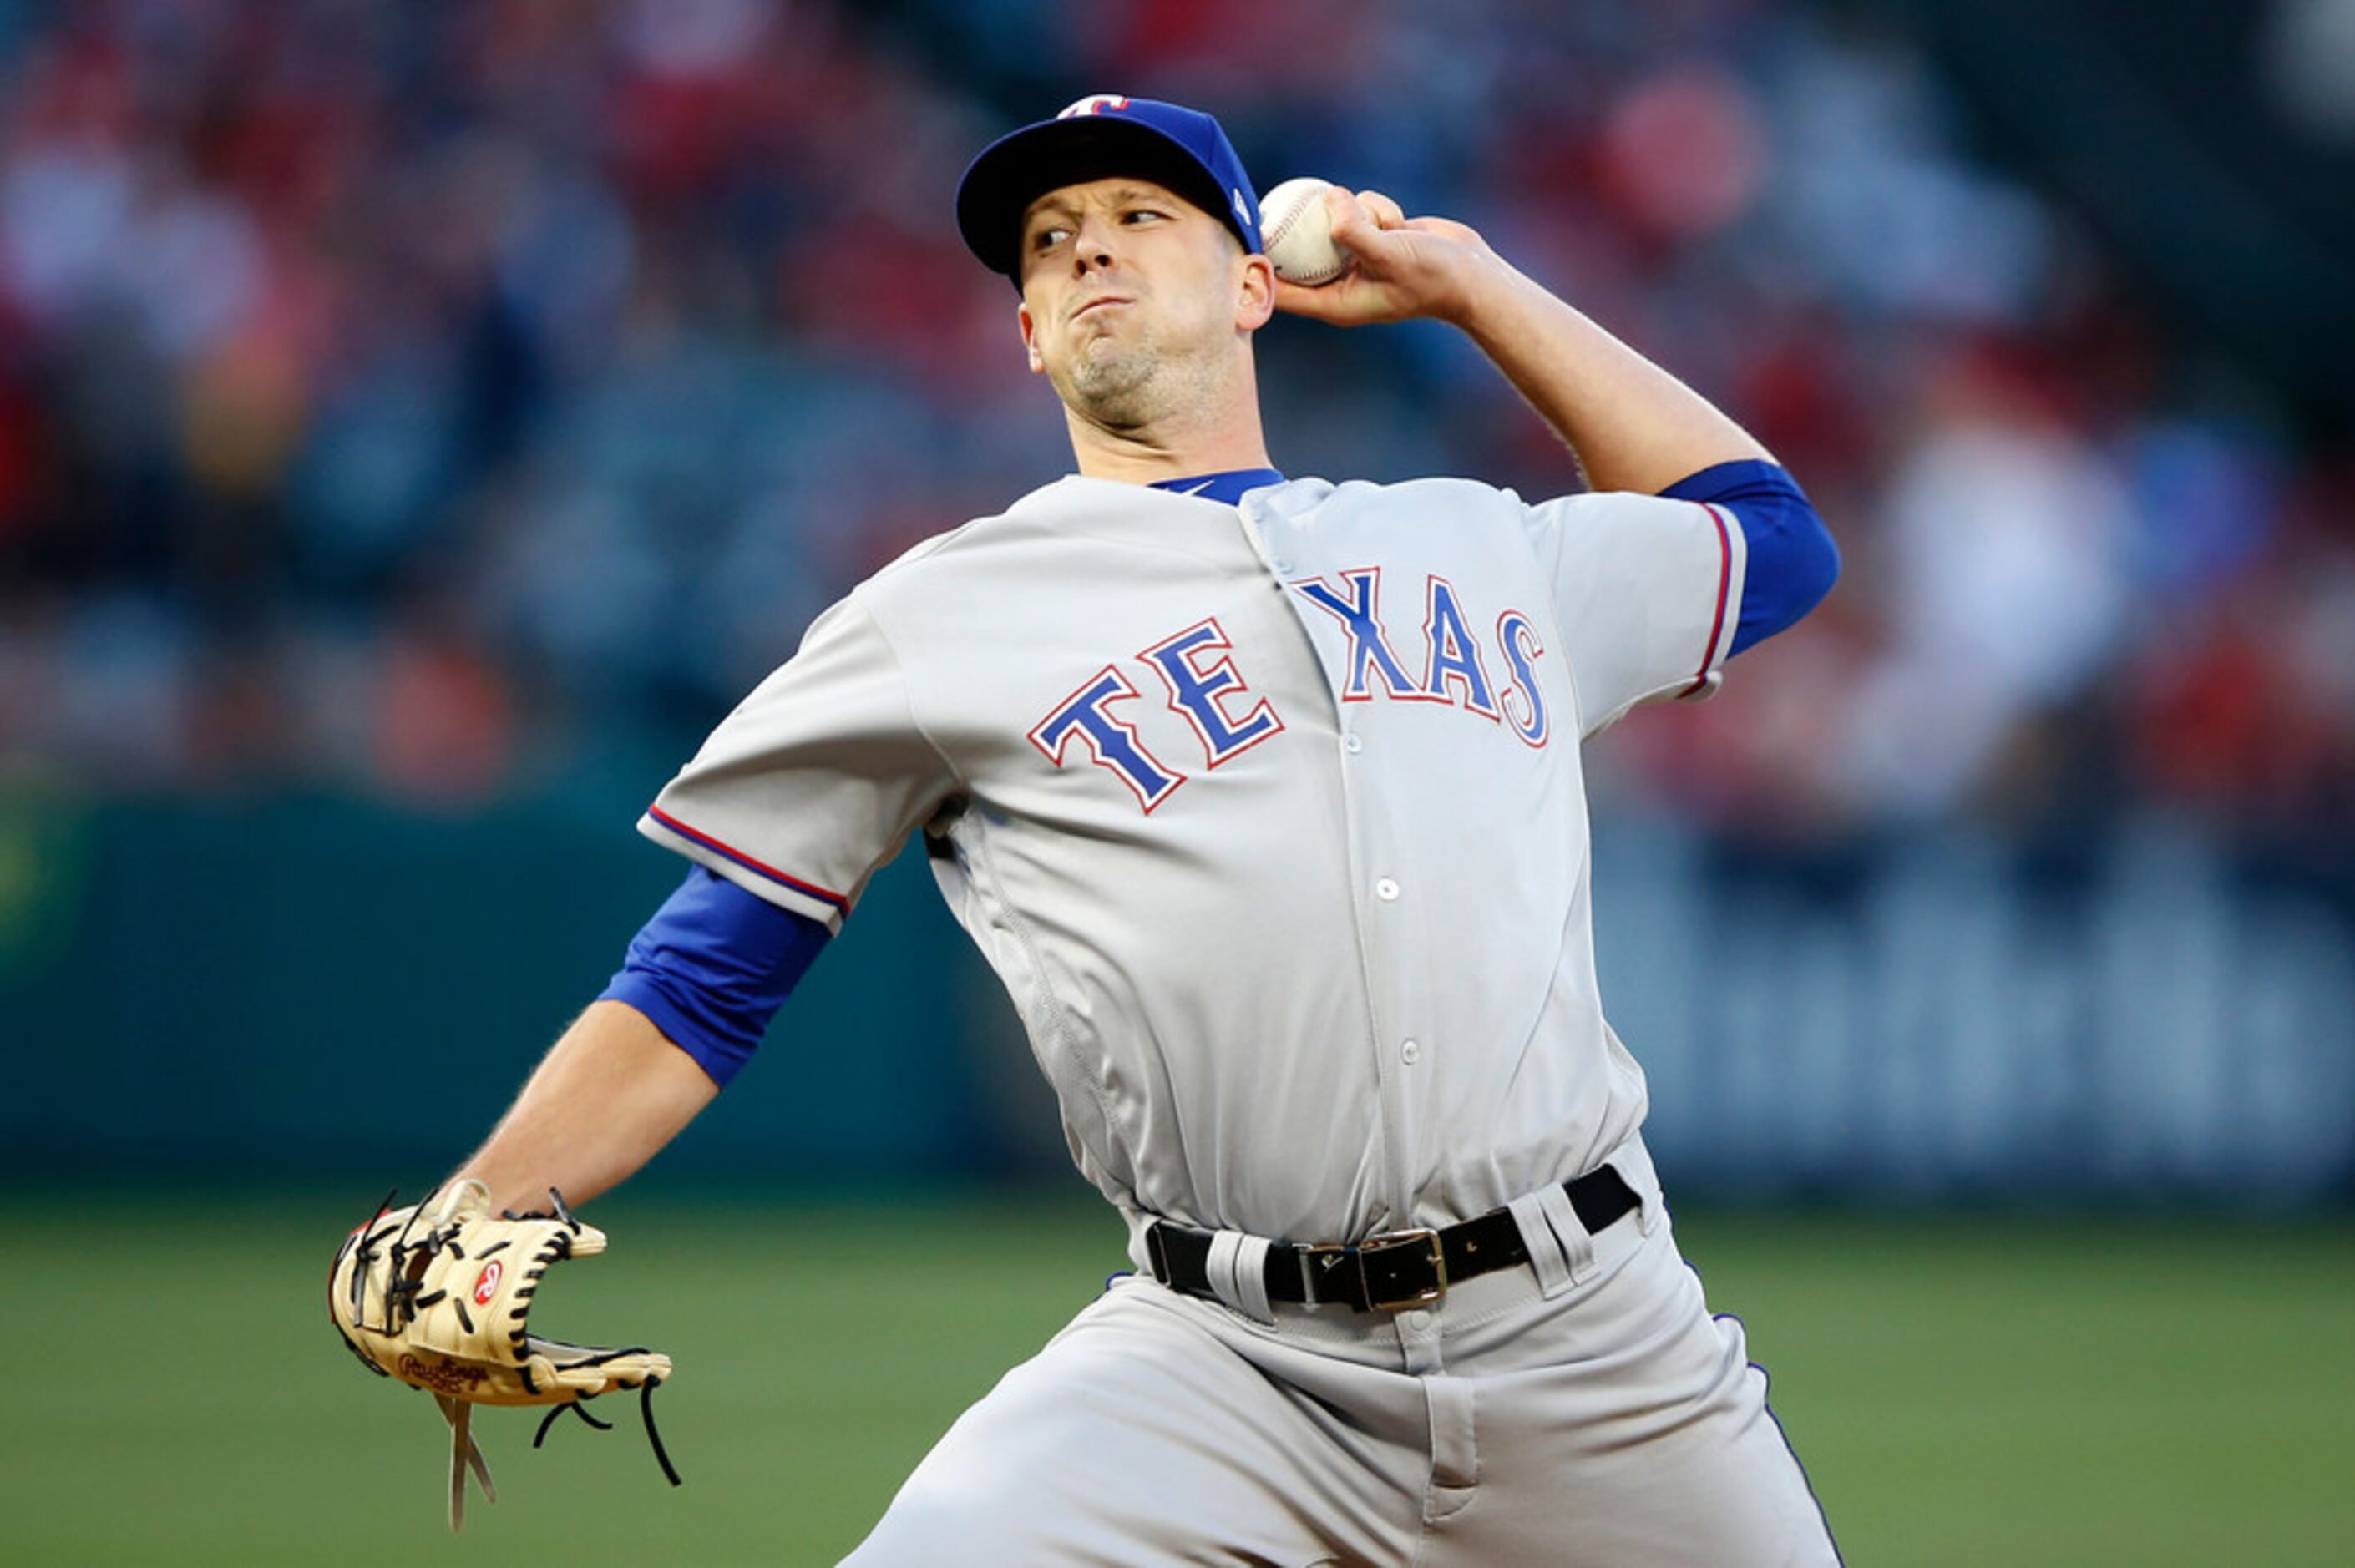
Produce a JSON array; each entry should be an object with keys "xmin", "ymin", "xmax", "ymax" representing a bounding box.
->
[
  {"xmin": 1046, "ymin": 282, "xmax": 1233, "ymax": 435},
  {"xmin": 1046, "ymin": 312, "xmax": 1166, "ymax": 431},
  {"xmin": 1021, "ymin": 186, "xmax": 1244, "ymax": 439}
]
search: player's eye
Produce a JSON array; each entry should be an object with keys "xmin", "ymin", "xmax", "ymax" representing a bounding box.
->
[
  {"xmin": 1121, "ymin": 207, "xmax": 1168, "ymax": 225},
  {"xmin": 1031, "ymin": 225, "xmax": 1071, "ymax": 251}
]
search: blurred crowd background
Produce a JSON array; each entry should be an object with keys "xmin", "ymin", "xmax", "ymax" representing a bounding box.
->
[
  {"xmin": 3, "ymin": 0, "xmax": 2351, "ymax": 1199},
  {"xmin": 4, "ymin": 0, "xmax": 2351, "ymax": 834}
]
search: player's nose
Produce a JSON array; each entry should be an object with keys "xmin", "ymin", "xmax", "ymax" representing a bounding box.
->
[{"xmin": 1068, "ymin": 212, "xmax": 1122, "ymax": 273}]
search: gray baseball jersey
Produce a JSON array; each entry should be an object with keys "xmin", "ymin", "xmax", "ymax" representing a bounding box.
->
[{"xmin": 640, "ymin": 473, "xmax": 1745, "ymax": 1257}]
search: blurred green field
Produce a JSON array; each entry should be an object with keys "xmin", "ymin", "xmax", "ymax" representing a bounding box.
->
[{"xmin": 2, "ymin": 1191, "xmax": 2348, "ymax": 1565}]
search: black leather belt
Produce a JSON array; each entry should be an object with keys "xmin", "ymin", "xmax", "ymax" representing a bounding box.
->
[{"xmin": 1146, "ymin": 1163, "xmax": 1639, "ymax": 1313}]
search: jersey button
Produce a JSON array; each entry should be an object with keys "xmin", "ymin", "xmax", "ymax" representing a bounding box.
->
[
  {"xmin": 1400, "ymin": 1039, "xmax": 1421, "ymax": 1065},
  {"xmin": 1375, "ymin": 878, "xmax": 1400, "ymax": 901},
  {"xmin": 1343, "ymin": 734, "xmax": 1363, "ymax": 754}
]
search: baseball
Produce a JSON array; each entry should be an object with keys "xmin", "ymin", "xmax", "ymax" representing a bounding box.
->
[{"xmin": 1260, "ymin": 177, "xmax": 1351, "ymax": 286}]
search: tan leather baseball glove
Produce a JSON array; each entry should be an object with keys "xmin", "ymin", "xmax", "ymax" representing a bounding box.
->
[{"xmin": 328, "ymin": 1178, "xmax": 680, "ymax": 1529}]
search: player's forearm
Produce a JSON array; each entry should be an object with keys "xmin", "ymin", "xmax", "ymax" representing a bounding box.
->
[
  {"xmin": 1452, "ymin": 259, "xmax": 1772, "ymax": 495},
  {"xmin": 451, "ymin": 999, "xmax": 718, "ymax": 1213}
]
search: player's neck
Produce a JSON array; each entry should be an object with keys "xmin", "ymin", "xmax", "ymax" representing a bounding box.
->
[
  {"xmin": 1067, "ymin": 432, "xmax": 1275, "ymax": 487},
  {"xmin": 1061, "ymin": 371, "xmax": 1273, "ymax": 487}
]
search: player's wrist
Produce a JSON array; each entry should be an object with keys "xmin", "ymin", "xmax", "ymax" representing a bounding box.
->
[{"xmin": 1444, "ymin": 249, "xmax": 1544, "ymax": 338}]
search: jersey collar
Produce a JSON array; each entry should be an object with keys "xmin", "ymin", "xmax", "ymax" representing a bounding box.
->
[{"xmin": 1148, "ymin": 468, "xmax": 1286, "ymax": 505}]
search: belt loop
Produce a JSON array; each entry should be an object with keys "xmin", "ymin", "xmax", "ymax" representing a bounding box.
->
[
  {"xmin": 1507, "ymin": 1184, "xmax": 1597, "ymax": 1297},
  {"xmin": 1205, "ymin": 1230, "xmax": 1276, "ymax": 1323},
  {"xmin": 1613, "ymin": 1136, "xmax": 1663, "ymax": 1235}
]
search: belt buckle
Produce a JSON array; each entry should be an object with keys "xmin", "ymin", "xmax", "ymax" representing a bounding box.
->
[{"xmin": 1355, "ymin": 1227, "xmax": 1446, "ymax": 1311}]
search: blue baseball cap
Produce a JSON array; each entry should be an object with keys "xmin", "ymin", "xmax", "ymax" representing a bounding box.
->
[{"xmin": 956, "ymin": 94, "xmax": 1262, "ymax": 280}]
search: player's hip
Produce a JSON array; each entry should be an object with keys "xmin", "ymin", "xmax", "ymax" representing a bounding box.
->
[{"xmin": 1119, "ymin": 1132, "xmax": 1679, "ymax": 1363}]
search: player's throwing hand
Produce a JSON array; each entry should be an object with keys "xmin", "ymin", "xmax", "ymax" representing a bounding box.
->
[{"xmin": 1272, "ymin": 186, "xmax": 1507, "ymax": 328}]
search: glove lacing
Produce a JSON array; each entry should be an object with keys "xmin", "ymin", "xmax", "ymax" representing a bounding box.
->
[{"xmin": 342, "ymin": 1186, "xmax": 686, "ymax": 1510}]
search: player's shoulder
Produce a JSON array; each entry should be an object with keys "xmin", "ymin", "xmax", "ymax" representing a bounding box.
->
[
  {"xmin": 1259, "ymin": 473, "xmax": 1520, "ymax": 518},
  {"xmin": 1256, "ymin": 475, "xmax": 1543, "ymax": 546},
  {"xmin": 1270, "ymin": 476, "xmax": 1694, "ymax": 564},
  {"xmin": 864, "ymin": 473, "xmax": 1286, "ymax": 594},
  {"xmin": 847, "ymin": 486, "xmax": 1064, "ymax": 600},
  {"xmin": 855, "ymin": 473, "xmax": 1216, "ymax": 589}
]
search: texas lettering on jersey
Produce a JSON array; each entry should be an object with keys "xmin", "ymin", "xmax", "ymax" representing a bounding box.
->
[
  {"xmin": 1291, "ymin": 566, "xmax": 1550, "ymax": 748},
  {"xmin": 1030, "ymin": 574, "xmax": 1551, "ymax": 812}
]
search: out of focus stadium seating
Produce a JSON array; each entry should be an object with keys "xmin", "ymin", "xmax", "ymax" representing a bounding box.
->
[{"xmin": 2, "ymin": 2, "xmax": 2348, "ymax": 1199}]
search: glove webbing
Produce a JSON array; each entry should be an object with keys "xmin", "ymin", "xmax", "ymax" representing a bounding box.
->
[
  {"xmin": 533, "ymin": 1373, "xmax": 682, "ymax": 1486},
  {"xmin": 435, "ymin": 1394, "xmax": 498, "ymax": 1531},
  {"xmin": 347, "ymin": 1186, "xmax": 685, "ymax": 1526}
]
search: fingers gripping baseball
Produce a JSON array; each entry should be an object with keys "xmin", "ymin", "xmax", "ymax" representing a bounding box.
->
[
  {"xmin": 1273, "ymin": 187, "xmax": 1497, "ymax": 327},
  {"xmin": 1354, "ymin": 188, "xmax": 1408, "ymax": 229}
]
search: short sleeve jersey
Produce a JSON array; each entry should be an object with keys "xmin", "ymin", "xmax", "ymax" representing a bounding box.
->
[{"xmin": 641, "ymin": 475, "xmax": 1745, "ymax": 1247}]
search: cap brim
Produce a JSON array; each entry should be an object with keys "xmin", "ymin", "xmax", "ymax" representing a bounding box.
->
[{"xmin": 957, "ymin": 117, "xmax": 1244, "ymax": 278}]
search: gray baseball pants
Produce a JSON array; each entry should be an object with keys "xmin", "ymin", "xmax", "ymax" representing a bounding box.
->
[{"xmin": 843, "ymin": 1155, "xmax": 1838, "ymax": 1565}]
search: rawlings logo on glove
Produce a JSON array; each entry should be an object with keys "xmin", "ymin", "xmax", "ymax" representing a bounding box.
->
[
  {"xmin": 328, "ymin": 1178, "xmax": 681, "ymax": 1530},
  {"xmin": 396, "ymin": 1354, "xmax": 495, "ymax": 1396}
]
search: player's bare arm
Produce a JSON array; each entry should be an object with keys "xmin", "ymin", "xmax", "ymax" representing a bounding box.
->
[
  {"xmin": 448, "ymin": 999, "xmax": 717, "ymax": 1214},
  {"xmin": 1276, "ymin": 187, "xmax": 1773, "ymax": 493},
  {"xmin": 332, "ymin": 993, "xmax": 709, "ymax": 1527}
]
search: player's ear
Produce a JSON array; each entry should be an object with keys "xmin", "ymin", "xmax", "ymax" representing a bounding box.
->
[
  {"xmin": 1017, "ymin": 301, "xmax": 1046, "ymax": 373},
  {"xmin": 1235, "ymin": 253, "xmax": 1276, "ymax": 332}
]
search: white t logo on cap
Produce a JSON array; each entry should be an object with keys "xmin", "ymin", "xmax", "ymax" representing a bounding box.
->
[{"xmin": 1058, "ymin": 94, "xmax": 1132, "ymax": 119}]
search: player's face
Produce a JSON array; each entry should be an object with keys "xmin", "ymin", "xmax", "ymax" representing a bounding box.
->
[{"xmin": 1015, "ymin": 177, "xmax": 1274, "ymax": 430}]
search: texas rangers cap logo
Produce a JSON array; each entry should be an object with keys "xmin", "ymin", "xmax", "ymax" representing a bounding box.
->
[{"xmin": 1058, "ymin": 94, "xmax": 1132, "ymax": 119}]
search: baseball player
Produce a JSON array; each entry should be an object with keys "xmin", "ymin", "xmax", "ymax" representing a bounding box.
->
[{"xmin": 437, "ymin": 96, "xmax": 1842, "ymax": 1563}]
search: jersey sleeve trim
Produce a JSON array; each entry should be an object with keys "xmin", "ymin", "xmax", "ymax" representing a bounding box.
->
[
  {"xmin": 1679, "ymin": 503, "xmax": 1736, "ymax": 697},
  {"xmin": 641, "ymin": 804, "xmax": 850, "ymax": 914},
  {"xmin": 596, "ymin": 867, "xmax": 833, "ymax": 1089},
  {"xmin": 1659, "ymin": 461, "xmax": 1839, "ymax": 656}
]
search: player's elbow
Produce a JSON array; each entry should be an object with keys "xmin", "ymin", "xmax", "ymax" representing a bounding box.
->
[
  {"xmin": 1788, "ymin": 508, "xmax": 1841, "ymax": 622},
  {"xmin": 1726, "ymin": 485, "xmax": 1840, "ymax": 656}
]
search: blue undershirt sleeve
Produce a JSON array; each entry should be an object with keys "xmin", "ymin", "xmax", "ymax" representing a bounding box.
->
[
  {"xmin": 1658, "ymin": 459, "xmax": 1840, "ymax": 655},
  {"xmin": 598, "ymin": 866, "xmax": 832, "ymax": 1088}
]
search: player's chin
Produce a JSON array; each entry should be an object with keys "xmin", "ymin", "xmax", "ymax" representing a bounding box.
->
[
  {"xmin": 1068, "ymin": 332, "xmax": 1147, "ymax": 377},
  {"xmin": 1059, "ymin": 354, "xmax": 1160, "ymax": 422}
]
